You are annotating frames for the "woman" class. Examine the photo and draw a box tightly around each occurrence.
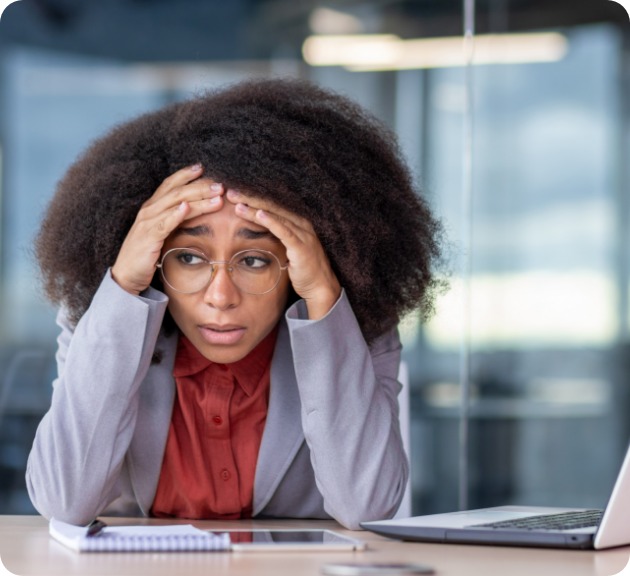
[27,78,443,529]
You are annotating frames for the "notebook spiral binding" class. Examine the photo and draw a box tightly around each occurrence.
[83,532,231,552]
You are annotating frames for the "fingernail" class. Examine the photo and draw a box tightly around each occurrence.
[178,201,187,211]
[210,196,221,205]
[210,183,222,192]
[228,189,239,198]
[236,203,248,211]
[191,163,202,171]
[257,210,268,219]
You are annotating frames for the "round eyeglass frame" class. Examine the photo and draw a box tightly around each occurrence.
[156,247,289,295]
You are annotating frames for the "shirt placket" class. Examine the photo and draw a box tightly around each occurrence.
[205,365,241,515]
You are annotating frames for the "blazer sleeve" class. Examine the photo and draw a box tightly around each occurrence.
[26,268,168,525]
[285,289,408,530]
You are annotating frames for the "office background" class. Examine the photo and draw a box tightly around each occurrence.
[0,0,628,516]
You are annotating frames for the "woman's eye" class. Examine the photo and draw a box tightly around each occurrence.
[176,252,206,265]
[240,256,270,269]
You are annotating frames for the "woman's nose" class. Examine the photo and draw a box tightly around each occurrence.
[203,265,240,310]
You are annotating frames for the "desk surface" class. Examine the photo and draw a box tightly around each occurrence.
[1,516,629,576]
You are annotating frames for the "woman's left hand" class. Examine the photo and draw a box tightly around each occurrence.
[226,189,341,320]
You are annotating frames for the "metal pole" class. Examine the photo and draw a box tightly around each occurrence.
[459,0,475,513]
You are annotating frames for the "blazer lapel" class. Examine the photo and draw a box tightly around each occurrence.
[253,316,305,515]
[127,328,179,516]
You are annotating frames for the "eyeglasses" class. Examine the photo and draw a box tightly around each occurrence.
[156,248,289,295]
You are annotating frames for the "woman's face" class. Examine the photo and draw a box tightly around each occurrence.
[161,200,290,364]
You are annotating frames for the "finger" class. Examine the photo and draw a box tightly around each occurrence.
[145,179,223,216]
[149,199,194,239]
[147,195,224,240]
[226,189,314,232]
[152,164,204,201]
[181,195,224,220]
[234,201,304,239]
[235,203,302,249]
[256,209,304,249]
[228,190,312,230]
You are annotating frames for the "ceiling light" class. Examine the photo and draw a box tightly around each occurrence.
[302,33,569,71]
[303,34,401,68]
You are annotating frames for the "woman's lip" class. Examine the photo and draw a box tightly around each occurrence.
[198,326,246,345]
[200,324,245,331]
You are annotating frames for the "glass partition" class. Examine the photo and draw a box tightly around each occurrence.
[407,23,627,513]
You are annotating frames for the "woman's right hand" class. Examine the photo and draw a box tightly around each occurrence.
[111,164,224,296]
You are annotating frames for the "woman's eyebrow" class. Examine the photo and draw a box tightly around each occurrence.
[172,225,211,238]
[171,225,278,243]
[236,228,280,243]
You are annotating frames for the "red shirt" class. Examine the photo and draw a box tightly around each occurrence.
[151,326,278,519]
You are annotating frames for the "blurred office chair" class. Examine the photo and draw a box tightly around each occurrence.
[0,348,54,513]
[393,360,412,519]
[0,349,53,424]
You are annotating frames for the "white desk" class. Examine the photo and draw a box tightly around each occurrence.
[1,515,629,576]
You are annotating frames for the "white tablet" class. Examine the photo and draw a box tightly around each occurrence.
[212,529,366,552]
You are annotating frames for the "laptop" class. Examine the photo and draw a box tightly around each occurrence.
[361,440,630,549]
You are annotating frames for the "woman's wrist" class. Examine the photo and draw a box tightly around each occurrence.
[303,283,342,321]
[110,265,142,296]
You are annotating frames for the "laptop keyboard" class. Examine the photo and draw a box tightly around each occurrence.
[469,510,603,531]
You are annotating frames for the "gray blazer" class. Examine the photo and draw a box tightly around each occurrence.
[26,269,408,530]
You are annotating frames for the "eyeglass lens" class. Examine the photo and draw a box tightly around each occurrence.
[161,249,282,295]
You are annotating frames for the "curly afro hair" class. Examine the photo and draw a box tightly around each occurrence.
[34,78,443,345]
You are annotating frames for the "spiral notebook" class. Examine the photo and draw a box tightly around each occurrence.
[49,518,231,552]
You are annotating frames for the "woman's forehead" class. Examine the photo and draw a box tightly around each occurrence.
[172,201,274,241]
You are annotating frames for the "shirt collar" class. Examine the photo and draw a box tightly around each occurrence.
[173,324,279,397]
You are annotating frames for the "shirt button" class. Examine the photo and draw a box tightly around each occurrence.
[221,470,231,481]
[218,364,229,372]
[213,416,222,426]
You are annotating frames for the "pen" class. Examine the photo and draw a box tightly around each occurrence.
[87,519,107,537]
